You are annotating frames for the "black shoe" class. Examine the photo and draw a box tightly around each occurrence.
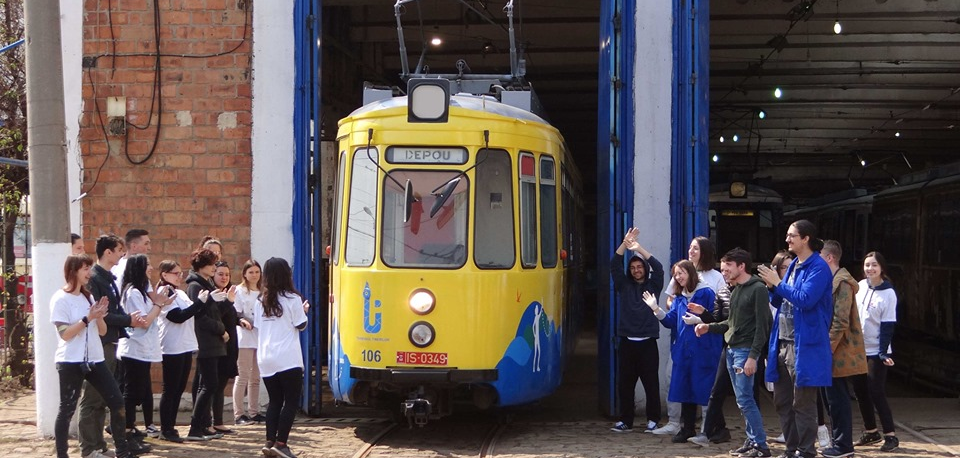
[159,430,184,443]
[741,447,773,458]
[775,452,799,458]
[125,428,147,440]
[672,428,697,443]
[212,426,236,434]
[271,445,297,458]
[854,431,882,446]
[252,413,267,423]
[236,415,254,426]
[709,428,732,444]
[879,436,899,452]
[202,429,225,439]
[821,447,854,458]
[126,441,151,456]
[731,441,755,456]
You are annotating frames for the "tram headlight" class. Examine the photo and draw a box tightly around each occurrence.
[408,289,436,315]
[407,79,450,123]
[408,321,436,348]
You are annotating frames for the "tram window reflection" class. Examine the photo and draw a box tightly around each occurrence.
[382,169,468,268]
[345,148,378,266]
[474,149,515,268]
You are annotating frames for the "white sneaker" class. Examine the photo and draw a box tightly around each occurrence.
[773,433,785,444]
[651,421,680,435]
[644,420,658,432]
[688,434,711,447]
[818,425,831,448]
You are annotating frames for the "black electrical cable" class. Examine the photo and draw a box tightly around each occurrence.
[124,0,162,165]
[80,67,114,197]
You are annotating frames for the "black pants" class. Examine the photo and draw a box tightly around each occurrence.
[616,337,661,428]
[680,402,698,433]
[850,372,877,431]
[212,368,231,426]
[160,352,193,433]
[263,368,303,444]
[121,357,153,429]
[189,356,219,435]
[853,356,895,434]
[56,362,129,458]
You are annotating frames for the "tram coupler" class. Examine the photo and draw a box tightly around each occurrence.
[401,397,432,428]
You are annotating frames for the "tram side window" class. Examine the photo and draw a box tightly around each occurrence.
[519,153,538,268]
[474,149,515,268]
[332,151,346,265]
[540,157,558,268]
[345,148,378,266]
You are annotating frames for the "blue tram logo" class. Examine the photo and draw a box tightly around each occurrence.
[362,282,382,334]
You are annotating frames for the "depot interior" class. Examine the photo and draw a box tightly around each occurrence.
[319,0,959,304]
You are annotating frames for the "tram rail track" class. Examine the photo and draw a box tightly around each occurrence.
[352,420,508,458]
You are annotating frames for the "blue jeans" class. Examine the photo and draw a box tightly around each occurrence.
[727,347,767,447]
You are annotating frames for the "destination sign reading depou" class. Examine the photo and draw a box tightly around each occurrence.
[386,147,468,164]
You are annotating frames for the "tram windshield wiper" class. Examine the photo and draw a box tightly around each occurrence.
[429,177,460,218]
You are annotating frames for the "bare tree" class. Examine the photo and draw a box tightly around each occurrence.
[0,0,29,386]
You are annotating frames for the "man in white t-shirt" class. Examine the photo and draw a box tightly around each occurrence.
[112,229,151,292]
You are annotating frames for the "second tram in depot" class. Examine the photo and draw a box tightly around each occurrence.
[327,77,585,424]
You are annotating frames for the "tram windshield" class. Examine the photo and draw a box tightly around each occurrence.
[382,170,469,268]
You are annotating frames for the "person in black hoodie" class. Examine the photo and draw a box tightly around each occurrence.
[210,260,239,435]
[183,248,229,441]
[609,227,665,433]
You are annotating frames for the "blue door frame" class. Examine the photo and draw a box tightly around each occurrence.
[597,0,636,417]
[598,0,709,416]
[293,0,324,416]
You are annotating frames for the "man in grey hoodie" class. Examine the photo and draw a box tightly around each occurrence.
[609,227,664,433]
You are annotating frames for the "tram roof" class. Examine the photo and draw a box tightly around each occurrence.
[344,94,552,127]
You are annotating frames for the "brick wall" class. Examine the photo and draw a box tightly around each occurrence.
[79,0,254,273]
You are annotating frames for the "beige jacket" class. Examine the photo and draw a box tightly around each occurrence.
[830,268,868,377]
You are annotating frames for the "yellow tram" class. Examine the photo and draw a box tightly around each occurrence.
[328,79,584,424]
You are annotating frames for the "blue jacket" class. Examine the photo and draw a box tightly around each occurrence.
[661,284,722,405]
[765,252,833,387]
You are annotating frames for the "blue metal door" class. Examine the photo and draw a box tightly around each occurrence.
[597,0,636,417]
[293,0,324,416]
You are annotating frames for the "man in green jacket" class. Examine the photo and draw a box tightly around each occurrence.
[696,248,772,457]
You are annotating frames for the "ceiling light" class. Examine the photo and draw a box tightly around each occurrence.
[758,110,766,119]
[719,135,725,143]
[857,153,866,167]
[833,20,842,34]
[774,87,782,98]
[431,37,442,46]
[712,154,719,163]
[895,131,900,137]
[732,134,740,142]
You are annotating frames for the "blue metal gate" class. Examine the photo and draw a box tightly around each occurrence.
[293,0,324,416]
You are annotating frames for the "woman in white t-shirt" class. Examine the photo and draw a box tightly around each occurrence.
[52,254,134,458]
[117,254,171,440]
[254,257,308,458]
[233,259,263,425]
[853,251,899,452]
[155,260,205,442]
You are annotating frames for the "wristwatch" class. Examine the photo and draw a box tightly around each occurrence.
[81,316,89,326]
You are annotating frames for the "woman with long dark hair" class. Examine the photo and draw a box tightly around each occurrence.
[852,251,899,452]
[156,260,205,442]
[757,219,833,458]
[254,258,309,458]
[52,254,134,458]
[233,259,263,425]
[117,254,171,442]
[184,248,229,441]
[645,260,722,444]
